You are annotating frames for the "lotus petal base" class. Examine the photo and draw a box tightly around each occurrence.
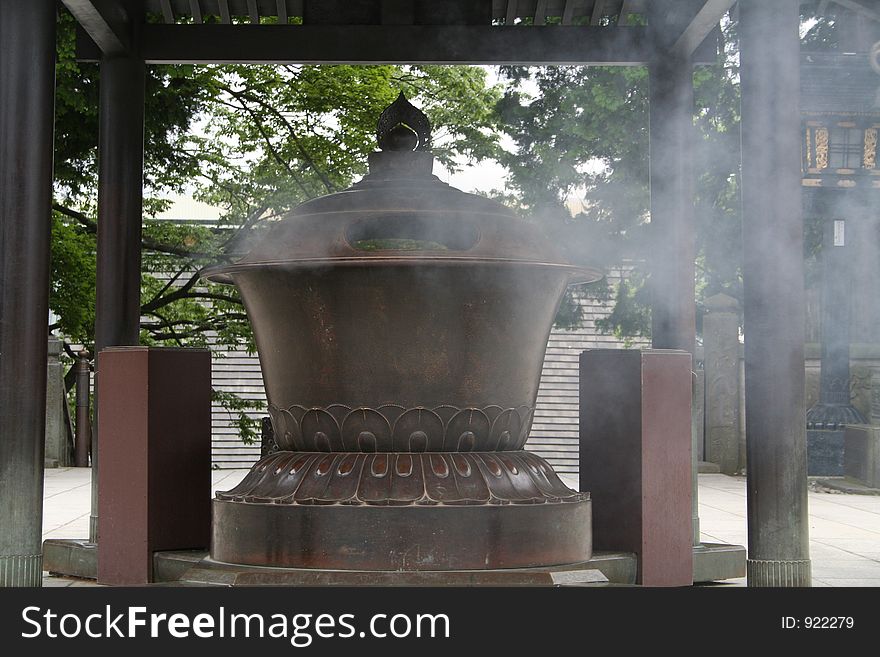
[211,450,592,570]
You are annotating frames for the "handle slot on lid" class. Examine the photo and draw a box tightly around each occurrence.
[345,214,479,252]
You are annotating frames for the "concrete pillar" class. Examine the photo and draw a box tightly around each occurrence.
[740,0,811,586]
[703,293,741,475]
[0,0,57,587]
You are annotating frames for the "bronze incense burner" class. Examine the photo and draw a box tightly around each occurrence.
[206,94,601,571]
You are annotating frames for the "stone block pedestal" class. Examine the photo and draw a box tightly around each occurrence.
[97,347,212,585]
[844,424,880,488]
[579,349,693,586]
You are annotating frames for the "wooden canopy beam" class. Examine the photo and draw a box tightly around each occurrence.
[61,0,131,55]
[76,23,717,64]
[672,0,736,58]
[828,0,880,23]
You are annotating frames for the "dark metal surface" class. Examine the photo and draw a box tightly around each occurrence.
[206,103,600,451]
[162,549,633,586]
[208,97,597,570]
[231,263,575,440]
[212,488,591,571]
[740,0,811,586]
[219,450,584,505]
[377,92,431,151]
[74,350,92,467]
[268,403,535,452]
[259,416,279,458]
[0,0,57,587]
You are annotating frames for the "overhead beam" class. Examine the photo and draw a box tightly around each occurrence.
[189,0,202,24]
[618,0,634,24]
[277,0,289,24]
[381,0,415,24]
[219,0,231,24]
[76,23,716,64]
[828,0,880,22]
[591,0,605,26]
[534,0,548,24]
[159,0,174,23]
[61,0,130,54]
[672,0,736,58]
[506,0,517,25]
[561,0,575,25]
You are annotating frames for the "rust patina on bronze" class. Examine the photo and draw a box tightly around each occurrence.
[205,93,602,570]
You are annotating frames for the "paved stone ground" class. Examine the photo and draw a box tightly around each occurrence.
[695,474,880,587]
[40,468,880,587]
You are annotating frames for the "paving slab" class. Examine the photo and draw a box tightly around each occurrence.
[36,468,880,587]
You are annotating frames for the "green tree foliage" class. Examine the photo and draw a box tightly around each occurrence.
[50,9,501,441]
[493,7,857,341]
[494,17,742,340]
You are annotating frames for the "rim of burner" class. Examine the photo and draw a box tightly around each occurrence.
[203,258,603,285]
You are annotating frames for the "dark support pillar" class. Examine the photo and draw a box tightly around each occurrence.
[648,52,698,546]
[91,51,146,542]
[740,0,811,586]
[648,55,696,354]
[0,0,57,586]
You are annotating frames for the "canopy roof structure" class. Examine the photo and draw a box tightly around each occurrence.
[66,0,732,63]
[61,0,880,65]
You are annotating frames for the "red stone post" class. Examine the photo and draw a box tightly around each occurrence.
[97,347,212,585]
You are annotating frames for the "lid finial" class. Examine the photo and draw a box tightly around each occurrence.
[376,92,432,152]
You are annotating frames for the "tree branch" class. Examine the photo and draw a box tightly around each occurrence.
[216,83,339,194]
[53,202,218,259]
[140,270,201,314]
